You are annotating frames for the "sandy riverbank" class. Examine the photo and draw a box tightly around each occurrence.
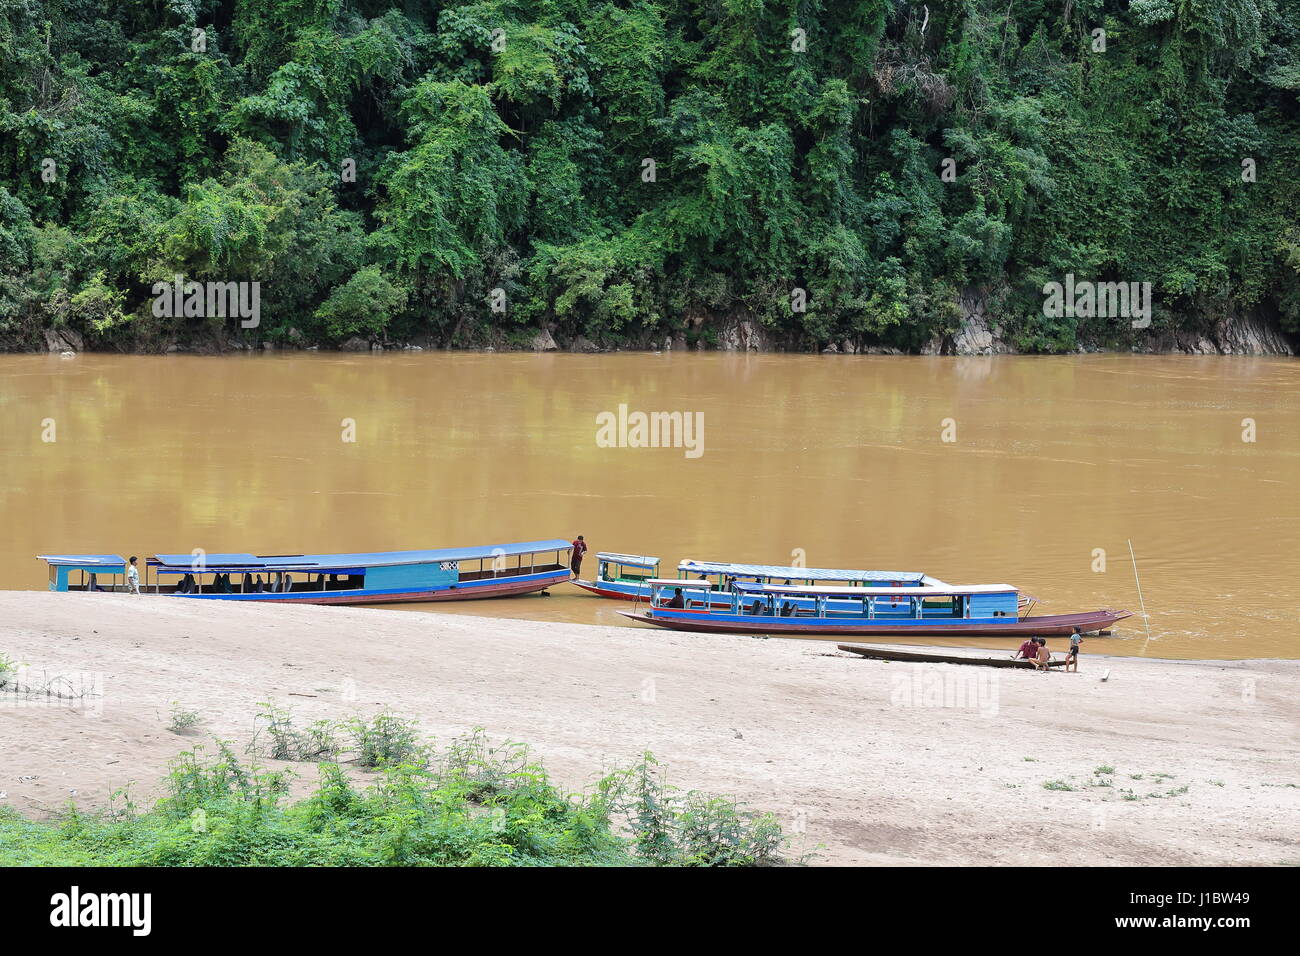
[1,591,1296,865]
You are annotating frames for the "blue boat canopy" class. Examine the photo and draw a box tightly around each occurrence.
[678,559,926,584]
[596,552,659,568]
[726,580,1015,596]
[151,553,263,569]
[38,554,126,569]
[150,539,572,573]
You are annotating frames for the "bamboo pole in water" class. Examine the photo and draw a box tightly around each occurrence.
[1128,539,1154,655]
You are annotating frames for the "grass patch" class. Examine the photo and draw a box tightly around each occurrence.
[1042,780,1075,792]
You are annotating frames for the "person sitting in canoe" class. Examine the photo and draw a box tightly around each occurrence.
[1031,638,1053,671]
[666,587,686,609]
[1015,638,1039,663]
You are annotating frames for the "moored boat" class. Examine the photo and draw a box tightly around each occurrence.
[38,539,572,606]
[574,554,947,613]
[837,644,1069,668]
[619,579,1131,637]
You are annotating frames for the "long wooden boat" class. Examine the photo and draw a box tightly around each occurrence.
[619,579,1131,637]
[37,539,572,606]
[574,553,955,612]
[837,644,1068,668]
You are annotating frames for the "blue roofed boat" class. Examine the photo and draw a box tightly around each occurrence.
[573,552,948,614]
[38,539,573,606]
[620,579,1132,637]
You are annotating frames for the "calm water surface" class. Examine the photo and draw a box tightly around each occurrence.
[2,352,1297,659]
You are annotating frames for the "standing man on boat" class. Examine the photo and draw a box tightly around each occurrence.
[127,556,140,595]
[570,535,588,578]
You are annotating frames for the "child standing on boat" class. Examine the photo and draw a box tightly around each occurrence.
[570,535,588,578]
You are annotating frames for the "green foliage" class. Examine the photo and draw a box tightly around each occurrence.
[1,1,1298,351]
[0,730,797,866]
[314,265,407,340]
[348,712,427,769]
[167,703,203,735]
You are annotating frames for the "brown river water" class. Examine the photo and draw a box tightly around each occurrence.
[2,352,1297,659]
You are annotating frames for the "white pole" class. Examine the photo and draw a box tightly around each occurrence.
[1127,539,1154,655]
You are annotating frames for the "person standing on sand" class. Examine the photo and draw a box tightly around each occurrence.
[1065,628,1082,672]
[570,535,588,578]
[127,556,140,595]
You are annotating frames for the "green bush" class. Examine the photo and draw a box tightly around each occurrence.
[0,729,800,867]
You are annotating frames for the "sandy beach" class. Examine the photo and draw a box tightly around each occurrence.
[1,591,1296,866]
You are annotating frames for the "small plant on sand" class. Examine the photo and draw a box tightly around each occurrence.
[160,742,292,819]
[1094,765,1115,776]
[594,753,792,866]
[252,702,341,762]
[349,712,427,769]
[167,703,202,735]
[1042,780,1075,792]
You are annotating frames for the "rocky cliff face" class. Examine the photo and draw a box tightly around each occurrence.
[916,289,1295,357]
[1144,312,1294,355]
[921,289,1014,356]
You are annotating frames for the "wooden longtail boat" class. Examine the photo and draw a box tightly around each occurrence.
[574,553,955,612]
[37,539,572,606]
[837,644,1069,668]
[619,580,1131,637]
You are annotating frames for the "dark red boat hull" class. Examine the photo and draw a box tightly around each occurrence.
[618,608,1132,637]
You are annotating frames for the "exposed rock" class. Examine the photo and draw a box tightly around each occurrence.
[1213,313,1293,355]
[529,328,559,351]
[918,288,1015,355]
[822,343,839,353]
[44,328,84,353]
[370,343,384,352]
[716,317,769,351]
[951,289,1014,355]
[569,336,600,353]
[1145,312,1293,355]
[339,337,369,352]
